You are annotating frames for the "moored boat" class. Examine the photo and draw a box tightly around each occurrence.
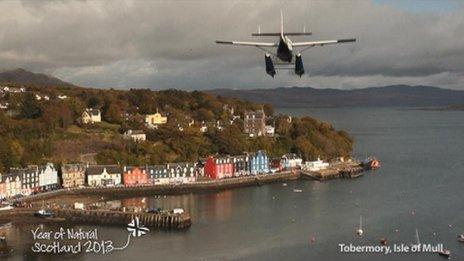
[361,157,380,169]
[457,234,464,242]
[438,249,451,259]
[34,209,53,218]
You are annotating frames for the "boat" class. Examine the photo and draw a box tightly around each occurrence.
[457,234,464,242]
[34,209,53,218]
[293,189,302,193]
[361,157,380,169]
[379,238,388,245]
[0,236,13,257]
[438,249,451,259]
[282,183,287,186]
[356,216,363,237]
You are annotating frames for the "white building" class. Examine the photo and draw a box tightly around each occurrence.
[86,165,121,187]
[303,158,330,171]
[123,130,146,142]
[265,125,275,136]
[38,163,59,190]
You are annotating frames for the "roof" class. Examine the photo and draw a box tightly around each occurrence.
[85,165,121,175]
[62,163,86,173]
[85,108,100,116]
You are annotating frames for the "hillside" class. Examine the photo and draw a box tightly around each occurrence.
[0,69,353,172]
[0,68,76,88]
[208,85,464,108]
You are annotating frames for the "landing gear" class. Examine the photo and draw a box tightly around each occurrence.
[295,54,305,77]
[265,53,276,77]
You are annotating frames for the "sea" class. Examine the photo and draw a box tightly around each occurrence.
[3,107,464,261]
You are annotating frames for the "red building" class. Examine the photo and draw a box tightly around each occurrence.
[204,156,234,179]
[122,166,148,186]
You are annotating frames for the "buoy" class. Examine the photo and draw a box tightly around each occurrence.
[356,228,364,237]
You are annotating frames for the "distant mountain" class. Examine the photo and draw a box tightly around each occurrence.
[208,85,464,107]
[0,68,75,87]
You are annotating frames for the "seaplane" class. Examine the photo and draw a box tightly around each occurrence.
[215,11,356,77]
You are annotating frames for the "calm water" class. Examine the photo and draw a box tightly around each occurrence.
[5,107,464,260]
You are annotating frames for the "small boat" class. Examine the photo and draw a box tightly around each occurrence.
[361,157,380,169]
[282,183,288,186]
[438,249,451,259]
[293,189,302,193]
[356,216,364,237]
[457,234,464,242]
[379,238,388,245]
[34,209,53,218]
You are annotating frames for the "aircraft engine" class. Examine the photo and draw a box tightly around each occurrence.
[295,54,305,77]
[265,54,276,77]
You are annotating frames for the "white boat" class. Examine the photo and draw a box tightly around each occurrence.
[356,216,364,237]
[282,183,287,186]
[457,234,464,242]
[293,189,302,193]
[438,249,451,259]
[34,209,53,218]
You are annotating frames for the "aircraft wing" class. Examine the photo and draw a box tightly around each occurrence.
[215,40,277,47]
[292,38,356,47]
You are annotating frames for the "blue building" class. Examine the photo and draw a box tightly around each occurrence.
[248,150,269,175]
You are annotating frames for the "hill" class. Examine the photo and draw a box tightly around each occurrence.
[0,71,353,172]
[208,85,464,108]
[0,68,76,88]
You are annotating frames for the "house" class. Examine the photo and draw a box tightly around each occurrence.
[303,158,329,171]
[81,108,101,124]
[61,164,86,188]
[86,165,122,187]
[270,158,283,173]
[38,163,59,191]
[265,125,275,136]
[232,155,249,176]
[2,173,22,198]
[122,166,149,186]
[244,110,266,137]
[123,130,146,142]
[281,153,303,170]
[249,150,269,175]
[0,102,8,110]
[0,176,6,199]
[204,156,234,179]
[166,163,197,183]
[147,165,170,184]
[145,110,167,128]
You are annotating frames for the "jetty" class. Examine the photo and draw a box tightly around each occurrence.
[52,208,191,229]
[300,161,366,181]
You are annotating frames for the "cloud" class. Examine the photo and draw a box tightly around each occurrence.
[0,0,463,90]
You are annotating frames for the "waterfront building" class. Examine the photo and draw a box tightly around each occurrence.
[244,110,266,137]
[123,166,149,186]
[270,158,283,173]
[281,153,303,170]
[86,165,122,187]
[9,166,40,195]
[0,177,6,199]
[147,165,170,184]
[303,158,329,171]
[123,130,146,142]
[3,173,22,198]
[38,163,59,191]
[232,155,249,176]
[166,163,197,183]
[81,108,101,124]
[248,150,269,175]
[61,164,86,188]
[204,156,234,179]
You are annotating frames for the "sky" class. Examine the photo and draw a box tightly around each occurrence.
[0,0,463,90]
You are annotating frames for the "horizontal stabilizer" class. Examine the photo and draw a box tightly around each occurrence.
[252,32,312,36]
[215,40,277,47]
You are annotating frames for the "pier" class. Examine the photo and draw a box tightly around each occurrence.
[300,161,366,180]
[52,209,191,229]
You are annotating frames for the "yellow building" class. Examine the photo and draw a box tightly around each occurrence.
[145,111,167,127]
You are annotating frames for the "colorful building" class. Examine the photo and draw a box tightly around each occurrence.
[61,164,86,188]
[166,163,197,183]
[3,173,22,198]
[123,166,149,186]
[232,155,249,176]
[249,150,269,175]
[86,165,122,187]
[204,156,234,179]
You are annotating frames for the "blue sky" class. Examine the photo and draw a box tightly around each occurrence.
[373,0,460,13]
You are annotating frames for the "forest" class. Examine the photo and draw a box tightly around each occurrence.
[0,82,353,172]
